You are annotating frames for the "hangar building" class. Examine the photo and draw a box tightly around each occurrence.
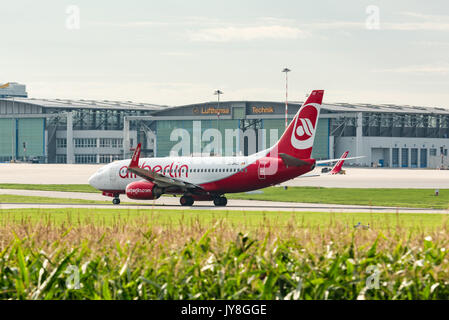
[1,85,448,168]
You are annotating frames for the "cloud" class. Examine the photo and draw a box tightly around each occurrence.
[188,25,310,42]
[399,11,449,20]
[89,16,223,28]
[372,63,449,75]
[411,40,449,47]
[384,22,449,31]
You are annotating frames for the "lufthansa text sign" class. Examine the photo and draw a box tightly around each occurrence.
[193,106,231,115]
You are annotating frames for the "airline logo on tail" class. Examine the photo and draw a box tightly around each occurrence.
[290,103,320,150]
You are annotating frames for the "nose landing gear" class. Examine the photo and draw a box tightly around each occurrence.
[112,194,120,205]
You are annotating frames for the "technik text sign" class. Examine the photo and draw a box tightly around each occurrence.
[251,106,274,114]
[193,106,230,115]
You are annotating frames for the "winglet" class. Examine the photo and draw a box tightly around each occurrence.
[129,143,141,168]
[329,151,349,174]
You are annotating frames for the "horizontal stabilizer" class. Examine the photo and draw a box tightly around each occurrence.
[279,153,311,167]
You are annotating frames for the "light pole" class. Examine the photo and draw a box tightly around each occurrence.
[11,97,15,162]
[214,90,223,107]
[214,90,223,156]
[214,89,223,128]
[282,68,291,130]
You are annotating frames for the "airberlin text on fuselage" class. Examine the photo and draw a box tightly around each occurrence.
[119,162,189,179]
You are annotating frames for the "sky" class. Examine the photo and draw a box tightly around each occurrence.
[1,0,448,107]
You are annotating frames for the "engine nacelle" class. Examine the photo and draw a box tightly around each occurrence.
[125,181,160,200]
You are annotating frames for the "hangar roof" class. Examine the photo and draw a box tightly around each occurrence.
[1,97,448,115]
[318,102,449,115]
[0,97,167,111]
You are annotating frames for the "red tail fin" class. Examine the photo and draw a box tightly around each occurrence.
[129,143,141,168]
[269,90,324,159]
[330,151,349,174]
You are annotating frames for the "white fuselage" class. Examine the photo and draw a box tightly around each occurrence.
[88,150,268,192]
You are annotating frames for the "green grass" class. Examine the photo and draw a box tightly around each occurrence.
[0,183,98,193]
[2,184,449,209]
[1,208,449,299]
[0,194,109,205]
[229,187,449,209]
[1,207,447,229]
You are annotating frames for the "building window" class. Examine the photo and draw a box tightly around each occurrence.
[430,149,437,156]
[56,138,67,148]
[56,154,67,163]
[111,138,123,148]
[99,154,121,162]
[74,138,97,148]
[100,138,111,148]
[99,154,111,163]
[75,154,97,163]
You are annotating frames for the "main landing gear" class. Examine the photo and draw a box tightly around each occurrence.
[112,194,120,205]
[180,195,194,206]
[213,196,227,207]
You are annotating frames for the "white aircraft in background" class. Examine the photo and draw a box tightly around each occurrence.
[88,90,363,206]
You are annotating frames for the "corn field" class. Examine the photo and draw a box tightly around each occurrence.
[1,213,449,299]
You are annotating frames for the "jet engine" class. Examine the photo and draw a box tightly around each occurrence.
[125,181,162,200]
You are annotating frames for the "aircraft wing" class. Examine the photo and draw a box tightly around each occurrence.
[300,152,363,178]
[316,155,365,165]
[127,144,204,192]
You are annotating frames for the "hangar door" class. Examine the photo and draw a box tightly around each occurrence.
[0,119,14,161]
[17,118,45,160]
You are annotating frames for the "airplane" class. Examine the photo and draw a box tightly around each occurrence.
[295,150,359,178]
[88,90,363,207]
[320,151,349,175]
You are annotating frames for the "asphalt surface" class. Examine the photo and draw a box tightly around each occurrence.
[1,163,449,188]
[0,189,447,214]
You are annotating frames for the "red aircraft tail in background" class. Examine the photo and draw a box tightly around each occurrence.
[329,151,349,174]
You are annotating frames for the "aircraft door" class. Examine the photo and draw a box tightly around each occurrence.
[258,160,267,180]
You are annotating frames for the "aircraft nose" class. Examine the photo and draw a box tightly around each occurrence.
[88,172,101,189]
